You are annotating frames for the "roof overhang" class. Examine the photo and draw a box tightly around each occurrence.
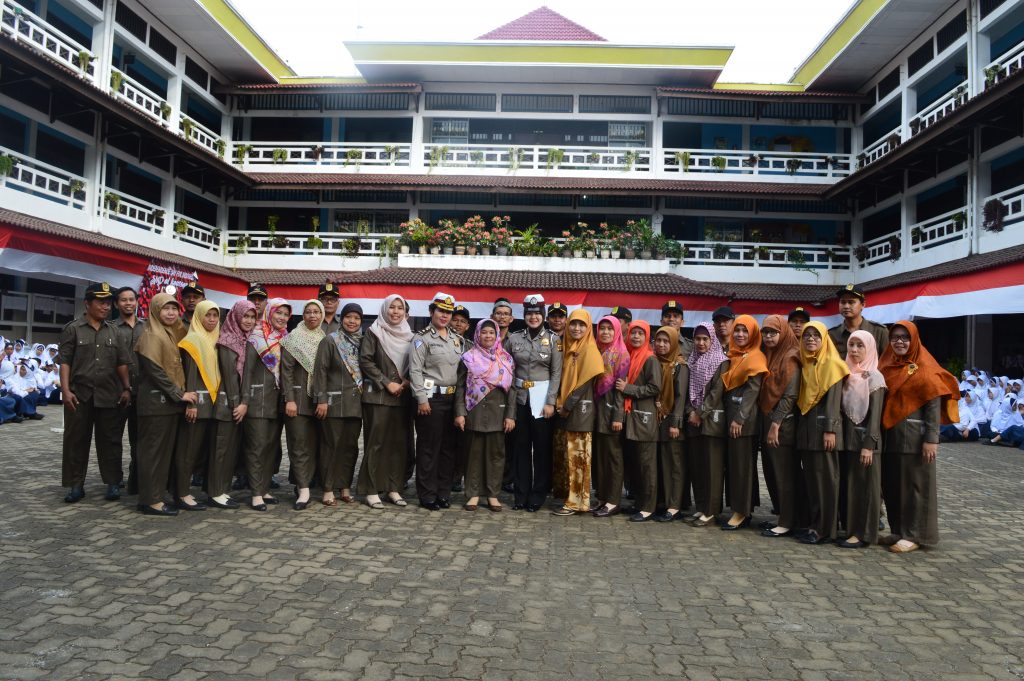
[142,0,296,82]
[791,0,959,91]
[220,80,421,95]
[344,41,733,86]
[656,86,865,104]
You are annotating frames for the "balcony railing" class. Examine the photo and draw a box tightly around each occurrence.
[679,241,851,270]
[860,126,902,168]
[171,214,220,250]
[912,81,968,136]
[1,0,94,80]
[98,188,166,233]
[422,143,653,174]
[909,206,968,253]
[232,142,411,169]
[179,116,222,157]
[662,149,852,179]
[983,182,1024,231]
[110,68,166,124]
[0,145,88,210]
[224,230,398,256]
[985,39,1024,89]
[856,231,899,267]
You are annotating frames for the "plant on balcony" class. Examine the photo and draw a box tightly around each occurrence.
[653,234,682,260]
[266,214,288,248]
[490,215,514,255]
[885,132,901,150]
[159,102,172,121]
[951,211,967,231]
[983,198,1008,232]
[910,226,923,244]
[182,118,195,141]
[753,245,771,261]
[984,65,1005,88]
[622,150,639,172]
[213,139,226,159]
[378,236,398,264]
[304,235,324,250]
[383,145,399,165]
[309,145,325,160]
[710,155,727,173]
[464,150,483,168]
[674,151,691,172]
[461,215,486,249]
[953,84,968,105]
[173,218,188,234]
[586,151,601,165]
[562,222,595,257]
[536,238,559,257]
[853,244,869,262]
[68,179,85,196]
[233,144,253,164]
[712,242,730,260]
[103,192,120,212]
[545,148,564,171]
[823,248,844,262]
[856,152,867,170]
[428,145,449,171]
[434,219,457,254]
[272,148,289,164]
[311,215,320,231]
[341,238,360,256]
[0,153,16,176]
[76,51,92,75]
[825,156,843,169]
[234,233,252,254]
[110,71,123,94]
[345,148,363,167]
[506,147,524,172]
[887,234,901,261]
[909,118,922,136]
[742,154,761,168]
[399,218,434,253]
[786,248,817,276]
[512,224,543,256]
[595,222,618,257]
[785,158,803,175]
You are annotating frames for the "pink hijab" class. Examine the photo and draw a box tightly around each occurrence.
[841,329,887,424]
[461,319,513,412]
[595,315,629,399]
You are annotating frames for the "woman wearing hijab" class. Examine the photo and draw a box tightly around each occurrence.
[135,292,196,516]
[244,297,291,511]
[280,300,325,510]
[173,300,222,510]
[653,326,689,522]
[552,309,605,516]
[878,321,959,553]
[358,294,414,509]
[454,319,516,512]
[313,302,365,507]
[592,315,628,518]
[717,314,769,530]
[758,315,804,538]
[690,323,729,526]
[794,321,850,544]
[614,320,663,522]
[208,300,257,509]
[838,330,887,548]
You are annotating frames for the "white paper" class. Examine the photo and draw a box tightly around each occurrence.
[528,381,549,419]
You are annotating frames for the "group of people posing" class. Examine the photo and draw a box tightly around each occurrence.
[0,338,62,423]
[56,280,961,554]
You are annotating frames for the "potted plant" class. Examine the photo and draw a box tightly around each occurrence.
[428,145,449,171]
[911,226,923,244]
[345,148,363,167]
[470,150,484,167]
[110,71,123,94]
[712,242,730,259]
[856,152,867,169]
[103,191,121,212]
[234,233,252,254]
[742,153,761,168]
[159,102,172,122]
[785,158,803,175]
[885,132,901,150]
[710,155,727,173]
[173,217,189,234]
[0,153,16,176]
[181,118,195,141]
[951,211,967,231]
[983,198,1007,232]
[342,238,360,257]
[490,215,513,256]
[233,144,253,165]
[545,148,564,171]
[68,179,85,198]
[378,236,398,264]
[984,65,1004,88]
[674,150,691,172]
[853,244,869,262]
[272,148,289,164]
[77,51,92,75]
[658,236,683,261]
[888,234,901,261]
[213,139,226,159]
[587,151,601,165]
[626,218,655,258]
[622,150,639,172]
[309,145,325,161]
[400,218,433,254]
[305,234,324,250]
[384,145,399,165]
[507,147,524,172]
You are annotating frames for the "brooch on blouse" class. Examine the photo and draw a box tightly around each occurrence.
[907,363,918,375]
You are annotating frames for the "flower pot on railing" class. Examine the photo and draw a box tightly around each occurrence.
[640,250,652,260]
[467,245,478,256]
[430,246,441,255]
[454,245,466,256]
[497,246,509,256]
[481,246,491,256]
[586,250,596,259]
[400,245,410,254]
[624,248,635,259]
[600,249,610,259]
[443,247,454,255]
[611,250,620,260]
[418,245,427,255]
[572,249,583,258]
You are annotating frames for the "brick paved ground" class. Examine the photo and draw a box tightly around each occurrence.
[1,411,1023,681]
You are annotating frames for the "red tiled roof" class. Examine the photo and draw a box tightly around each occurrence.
[476,7,606,42]
[861,243,1024,292]
[248,173,830,197]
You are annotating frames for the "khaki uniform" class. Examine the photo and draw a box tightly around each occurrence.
[409,325,464,503]
[454,363,514,498]
[357,331,409,495]
[321,317,341,336]
[280,347,320,488]
[841,388,885,543]
[58,316,130,489]
[696,361,729,517]
[243,344,283,497]
[593,387,626,506]
[657,363,689,512]
[723,370,764,517]
[760,372,805,529]
[621,356,662,514]
[135,354,186,506]
[207,346,247,497]
[828,319,889,361]
[796,382,844,539]
[172,352,225,498]
[882,397,940,545]
[114,317,144,493]
[313,334,364,491]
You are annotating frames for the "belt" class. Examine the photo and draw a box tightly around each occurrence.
[430,385,456,396]
[514,378,536,389]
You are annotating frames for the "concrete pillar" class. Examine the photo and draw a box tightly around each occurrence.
[160,158,175,237]
[410,113,425,172]
[91,0,116,90]
[899,173,916,260]
[167,53,185,137]
[970,0,989,97]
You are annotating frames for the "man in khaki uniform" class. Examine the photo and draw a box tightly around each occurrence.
[59,282,132,503]
[319,281,342,334]
[113,286,144,494]
[660,300,694,361]
[827,284,889,360]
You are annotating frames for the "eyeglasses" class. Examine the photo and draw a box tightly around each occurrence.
[890,336,911,344]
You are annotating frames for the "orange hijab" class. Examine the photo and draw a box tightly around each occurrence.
[557,309,605,409]
[877,320,960,430]
[624,320,655,413]
[758,314,800,414]
[721,314,769,392]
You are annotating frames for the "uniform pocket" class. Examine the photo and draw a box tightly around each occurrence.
[579,399,592,415]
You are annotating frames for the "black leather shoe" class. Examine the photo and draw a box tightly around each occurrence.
[512,504,525,511]
[263,496,279,505]
[104,484,121,501]
[208,498,240,509]
[836,538,867,549]
[761,527,791,538]
[798,531,830,545]
[721,516,751,531]
[64,486,85,503]
[420,500,440,511]
[629,512,652,522]
[139,504,178,516]
[293,501,309,511]
[251,503,268,512]
[177,500,207,511]
[436,497,451,509]
[759,520,776,531]
[653,511,677,522]
[592,506,618,518]
[525,504,540,513]
[28,413,44,420]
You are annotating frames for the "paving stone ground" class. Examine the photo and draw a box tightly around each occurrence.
[2,411,1024,681]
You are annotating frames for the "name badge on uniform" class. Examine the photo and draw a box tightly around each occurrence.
[424,379,435,390]
[541,338,549,346]
[414,338,423,348]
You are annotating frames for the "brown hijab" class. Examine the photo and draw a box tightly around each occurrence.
[877,320,959,430]
[654,326,682,419]
[136,292,187,389]
[758,314,800,414]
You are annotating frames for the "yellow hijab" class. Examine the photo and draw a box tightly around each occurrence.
[178,300,221,402]
[557,309,606,408]
[796,321,850,415]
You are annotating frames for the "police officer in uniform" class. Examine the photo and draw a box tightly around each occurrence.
[114,286,144,494]
[59,282,132,503]
[319,282,342,334]
[506,294,563,511]
[409,292,464,510]
[450,305,472,342]
[180,281,205,326]
[828,284,889,361]
[660,300,694,361]
[247,282,269,318]
[546,302,567,337]
[611,306,632,327]
[788,307,810,338]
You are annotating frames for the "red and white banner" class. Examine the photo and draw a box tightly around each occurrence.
[137,260,199,319]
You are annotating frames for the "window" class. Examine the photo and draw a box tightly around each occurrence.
[430,119,469,144]
[501,94,573,113]
[424,93,496,111]
[579,95,651,114]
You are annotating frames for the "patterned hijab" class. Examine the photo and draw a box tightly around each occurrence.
[461,319,514,412]
[877,320,960,430]
[841,329,886,424]
[280,300,326,395]
[595,315,629,399]
[688,322,727,410]
[557,309,605,409]
[178,299,221,402]
[248,297,291,387]
[758,314,801,414]
[217,300,257,383]
[368,293,413,375]
[721,314,769,391]
[331,303,363,390]
[654,326,683,420]
[796,321,850,415]
[135,292,187,390]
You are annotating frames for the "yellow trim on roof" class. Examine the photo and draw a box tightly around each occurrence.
[346,43,732,68]
[197,0,296,78]
[790,0,889,86]
[712,82,806,92]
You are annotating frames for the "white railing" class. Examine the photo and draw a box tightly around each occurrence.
[662,149,852,179]
[985,39,1024,88]
[982,183,1024,231]
[912,81,968,135]
[856,230,899,266]
[423,143,653,174]
[909,206,968,253]
[179,116,222,157]
[1,0,95,81]
[170,214,220,250]
[98,188,166,232]
[860,126,902,168]
[678,241,851,270]
[0,145,88,210]
[232,142,411,168]
[110,68,166,124]
[225,230,399,256]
